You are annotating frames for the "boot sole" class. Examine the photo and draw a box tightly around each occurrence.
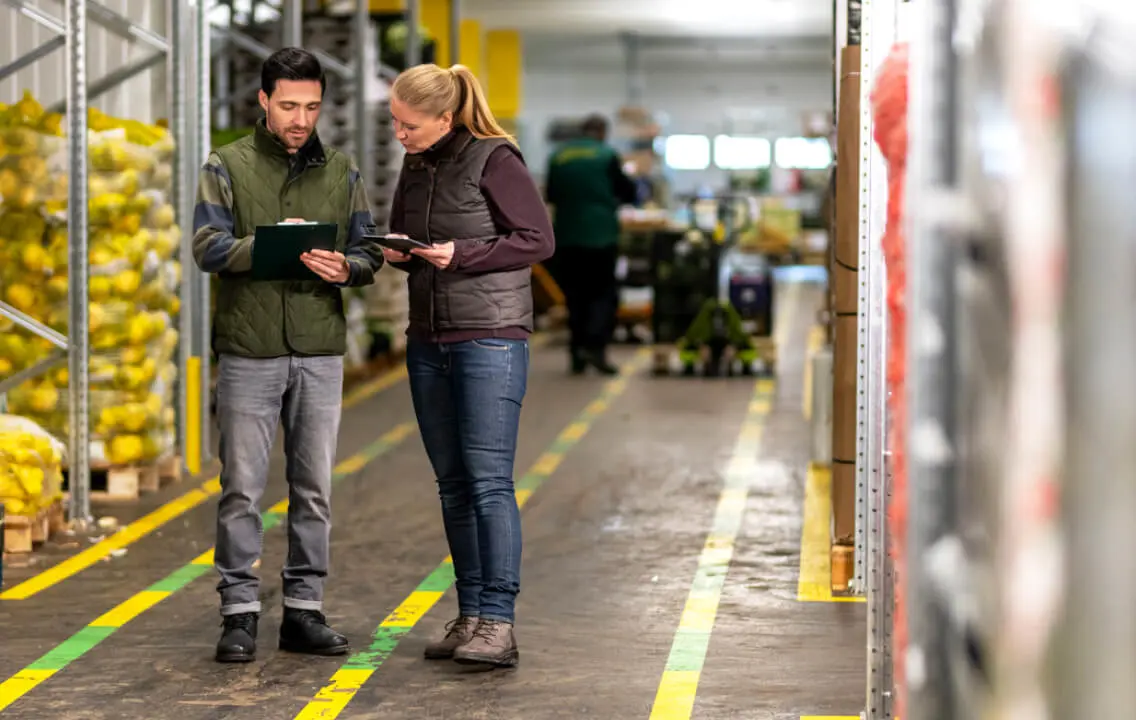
[278,640,350,656]
[215,650,256,663]
[452,649,519,668]
[424,649,455,660]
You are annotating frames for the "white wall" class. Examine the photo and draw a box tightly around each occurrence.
[1,0,166,123]
[519,34,833,194]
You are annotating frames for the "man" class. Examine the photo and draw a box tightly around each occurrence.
[545,113,638,375]
[192,47,383,663]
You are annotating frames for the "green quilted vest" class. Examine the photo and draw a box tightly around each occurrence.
[212,122,353,358]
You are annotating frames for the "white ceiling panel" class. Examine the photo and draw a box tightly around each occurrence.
[465,0,832,38]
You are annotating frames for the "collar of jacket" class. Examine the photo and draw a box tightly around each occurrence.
[253,118,328,171]
[408,126,475,168]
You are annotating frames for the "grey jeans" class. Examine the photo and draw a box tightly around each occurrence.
[213,353,344,616]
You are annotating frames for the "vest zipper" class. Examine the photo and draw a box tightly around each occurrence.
[425,164,437,335]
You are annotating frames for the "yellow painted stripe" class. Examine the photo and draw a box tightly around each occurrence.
[267,498,290,515]
[561,421,589,442]
[191,549,214,566]
[90,590,169,628]
[530,452,562,476]
[514,488,533,507]
[380,590,445,628]
[797,463,865,603]
[342,366,407,409]
[0,481,218,600]
[186,355,202,475]
[295,668,376,720]
[334,454,368,476]
[0,670,55,713]
[801,717,861,719]
[649,380,774,720]
[651,670,702,720]
[678,595,721,633]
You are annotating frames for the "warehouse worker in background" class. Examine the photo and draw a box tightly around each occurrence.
[545,113,639,375]
[191,47,383,664]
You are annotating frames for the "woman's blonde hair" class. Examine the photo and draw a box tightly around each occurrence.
[391,63,515,144]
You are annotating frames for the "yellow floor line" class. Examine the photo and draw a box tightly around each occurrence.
[647,379,775,720]
[797,463,864,603]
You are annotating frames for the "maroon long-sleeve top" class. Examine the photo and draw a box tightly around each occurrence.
[387,132,555,344]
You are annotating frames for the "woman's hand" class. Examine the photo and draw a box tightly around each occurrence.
[381,247,412,263]
[411,241,455,270]
[301,249,350,283]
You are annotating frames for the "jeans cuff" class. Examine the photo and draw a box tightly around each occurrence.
[478,613,514,625]
[221,601,262,616]
[283,597,323,611]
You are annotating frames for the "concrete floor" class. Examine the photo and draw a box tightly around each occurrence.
[0,275,864,720]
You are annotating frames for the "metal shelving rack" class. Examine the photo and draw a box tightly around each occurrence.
[0,0,211,525]
[1,0,434,524]
[860,0,1136,718]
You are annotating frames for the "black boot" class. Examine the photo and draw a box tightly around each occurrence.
[569,347,587,375]
[586,348,619,376]
[216,612,258,663]
[279,608,350,656]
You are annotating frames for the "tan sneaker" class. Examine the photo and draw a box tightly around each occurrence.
[452,619,518,668]
[424,616,479,660]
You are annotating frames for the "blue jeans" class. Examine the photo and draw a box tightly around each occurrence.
[407,337,528,623]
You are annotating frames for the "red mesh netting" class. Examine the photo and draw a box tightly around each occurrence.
[870,41,910,719]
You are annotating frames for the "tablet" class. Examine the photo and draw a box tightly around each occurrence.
[251,222,338,281]
[367,232,433,253]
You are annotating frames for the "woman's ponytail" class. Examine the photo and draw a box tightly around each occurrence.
[450,65,515,144]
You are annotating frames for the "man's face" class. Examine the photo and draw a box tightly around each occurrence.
[259,79,323,153]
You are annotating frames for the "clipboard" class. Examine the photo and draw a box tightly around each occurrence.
[250,222,338,281]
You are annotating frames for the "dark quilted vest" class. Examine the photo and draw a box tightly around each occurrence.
[398,128,534,334]
[212,123,353,357]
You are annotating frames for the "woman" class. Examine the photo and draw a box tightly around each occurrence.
[382,63,555,669]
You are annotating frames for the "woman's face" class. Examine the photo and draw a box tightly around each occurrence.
[390,97,452,154]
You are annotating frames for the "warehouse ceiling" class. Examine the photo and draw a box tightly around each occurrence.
[464,0,832,38]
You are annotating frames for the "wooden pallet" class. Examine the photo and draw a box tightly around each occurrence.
[2,501,66,554]
[63,454,183,502]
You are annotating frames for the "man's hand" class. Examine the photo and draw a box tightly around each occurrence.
[301,249,350,283]
[410,241,455,270]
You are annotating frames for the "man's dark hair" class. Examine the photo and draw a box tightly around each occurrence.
[581,114,608,139]
[261,47,327,96]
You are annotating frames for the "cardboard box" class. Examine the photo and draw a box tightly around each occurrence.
[832,313,859,463]
[831,460,857,545]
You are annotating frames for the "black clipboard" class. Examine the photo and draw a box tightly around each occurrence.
[250,222,338,281]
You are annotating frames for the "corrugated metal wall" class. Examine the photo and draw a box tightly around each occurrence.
[1,0,166,123]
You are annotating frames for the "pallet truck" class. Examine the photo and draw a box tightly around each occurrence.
[649,196,778,377]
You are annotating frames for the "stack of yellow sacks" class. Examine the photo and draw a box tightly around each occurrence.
[0,92,180,468]
[0,414,64,518]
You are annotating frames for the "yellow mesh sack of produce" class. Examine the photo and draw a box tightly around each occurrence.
[0,92,179,467]
[0,414,65,517]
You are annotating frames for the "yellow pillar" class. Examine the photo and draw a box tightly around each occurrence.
[421,0,451,66]
[485,29,522,121]
[459,19,483,77]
